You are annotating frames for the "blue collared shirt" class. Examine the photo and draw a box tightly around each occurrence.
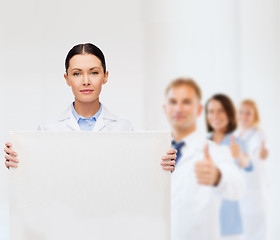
[71,102,102,131]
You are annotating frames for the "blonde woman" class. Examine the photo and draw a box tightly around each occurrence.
[235,99,269,240]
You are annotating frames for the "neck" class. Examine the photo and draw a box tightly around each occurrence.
[74,98,100,118]
[172,124,197,142]
[239,126,251,136]
[212,130,226,144]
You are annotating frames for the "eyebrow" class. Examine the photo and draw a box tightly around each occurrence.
[71,67,100,71]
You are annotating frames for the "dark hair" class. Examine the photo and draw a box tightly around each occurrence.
[65,43,106,73]
[205,94,237,134]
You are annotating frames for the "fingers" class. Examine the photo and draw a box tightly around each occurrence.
[162,150,177,173]
[5,160,17,168]
[161,160,176,166]
[166,149,177,155]
[195,161,211,173]
[5,142,13,148]
[5,153,18,163]
[195,159,220,186]
[162,165,175,172]
[4,142,18,169]
[4,147,17,156]
[162,153,177,161]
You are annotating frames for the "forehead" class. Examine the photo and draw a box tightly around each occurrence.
[166,85,198,100]
[240,104,254,112]
[68,54,102,69]
[207,99,224,109]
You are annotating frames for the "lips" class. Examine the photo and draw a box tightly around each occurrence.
[174,115,185,121]
[80,89,93,94]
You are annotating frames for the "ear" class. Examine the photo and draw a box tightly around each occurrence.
[197,104,203,117]
[64,73,71,87]
[163,104,167,114]
[102,71,109,85]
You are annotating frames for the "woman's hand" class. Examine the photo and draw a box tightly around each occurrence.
[4,142,18,169]
[259,140,269,160]
[161,149,177,172]
[230,136,241,160]
[230,136,250,168]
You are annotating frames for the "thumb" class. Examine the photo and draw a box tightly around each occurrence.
[203,142,212,162]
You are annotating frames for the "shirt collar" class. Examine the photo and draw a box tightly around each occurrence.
[208,132,232,145]
[71,102,102,122]
[172,130,203,150]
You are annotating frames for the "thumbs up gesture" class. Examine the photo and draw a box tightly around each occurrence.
[195,143,221,186]
[229,135,250,168]
[259,140,269,160]
[230,135,241,160]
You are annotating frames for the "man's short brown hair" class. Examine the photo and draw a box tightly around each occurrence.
[165,77,202,100]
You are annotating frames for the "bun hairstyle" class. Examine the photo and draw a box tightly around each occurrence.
[65,43,106,74]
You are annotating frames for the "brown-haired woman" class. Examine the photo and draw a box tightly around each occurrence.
[205,94,253,240]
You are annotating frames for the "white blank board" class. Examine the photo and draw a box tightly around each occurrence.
[9,131,171,240]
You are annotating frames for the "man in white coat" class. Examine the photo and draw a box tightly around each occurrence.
[164,78,246,240]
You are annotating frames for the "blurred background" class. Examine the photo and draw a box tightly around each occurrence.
[0,0,279,239]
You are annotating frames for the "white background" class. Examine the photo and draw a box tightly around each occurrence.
[0,0,279,239]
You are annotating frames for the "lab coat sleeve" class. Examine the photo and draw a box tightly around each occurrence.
[248,130,264,161]
[211,144,246,200]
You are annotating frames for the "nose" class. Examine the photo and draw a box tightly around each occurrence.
[175,103,184,112]
[82,74,90,85]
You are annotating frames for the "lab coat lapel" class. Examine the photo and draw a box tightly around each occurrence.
[58,105,80,131]
[92,115,106,132]
[92,105,118,132]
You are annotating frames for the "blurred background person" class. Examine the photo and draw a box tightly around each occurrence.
[205,94,253,240]
[164,79,245,240]
[235,99,269,240]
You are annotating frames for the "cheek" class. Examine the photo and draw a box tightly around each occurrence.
[92,78,104,88]
[68,80,79,91]
[223,115,229,122]
[249,114,255,123]
[207,114,214,123]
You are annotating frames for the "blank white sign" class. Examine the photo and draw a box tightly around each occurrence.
[9,132,171,240]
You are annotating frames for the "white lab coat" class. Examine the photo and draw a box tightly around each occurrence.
[38,104,133,132]
[235,128,269,240]
[171,130,246,240]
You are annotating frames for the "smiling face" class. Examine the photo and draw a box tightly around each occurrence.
[64,54,108,105]
[164,85,203,131]
[237,104,256,129]
[206,99,229,133]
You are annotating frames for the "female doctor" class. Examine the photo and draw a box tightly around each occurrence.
[235,99,269,240]
[4,43,176,171]
[205,94,253,240]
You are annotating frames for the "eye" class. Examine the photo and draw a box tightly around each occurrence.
[73,72,80,76]
[183,100,191,104]
[91,72,98,75]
